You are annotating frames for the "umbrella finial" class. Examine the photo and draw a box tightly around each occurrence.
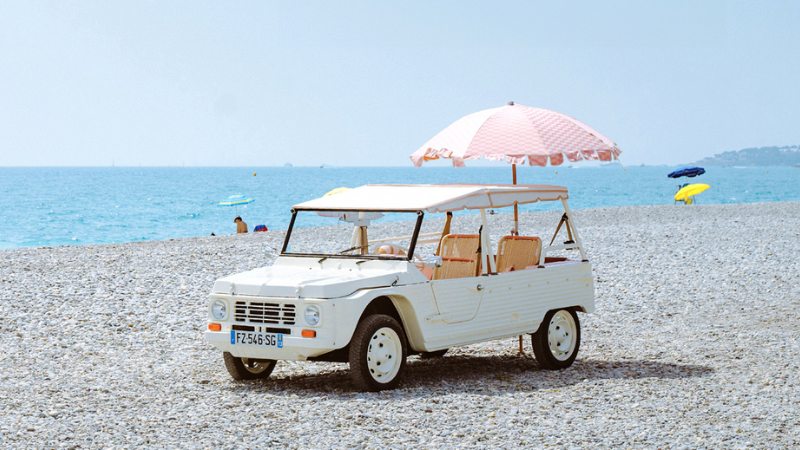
[507,101,515,106]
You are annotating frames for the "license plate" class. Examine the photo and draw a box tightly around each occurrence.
[230,330,284,348]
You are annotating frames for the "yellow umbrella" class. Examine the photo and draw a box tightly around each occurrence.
[674,183,710,202]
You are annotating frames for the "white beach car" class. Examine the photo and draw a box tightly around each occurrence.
[205,184,595,391]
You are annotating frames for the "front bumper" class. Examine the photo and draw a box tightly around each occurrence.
[205,328,337,361]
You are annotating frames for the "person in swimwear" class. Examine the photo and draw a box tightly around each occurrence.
[234,216,248,234]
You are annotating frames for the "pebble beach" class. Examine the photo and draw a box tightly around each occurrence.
[1,202,799,448]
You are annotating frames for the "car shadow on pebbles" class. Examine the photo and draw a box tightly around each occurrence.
[221,356,714,396]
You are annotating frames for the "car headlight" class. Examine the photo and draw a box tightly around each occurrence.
[211,300,227,321]
[304,305,321,326]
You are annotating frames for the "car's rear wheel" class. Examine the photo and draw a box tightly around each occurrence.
[223,352,277,380]
[531,309,580,370]
[419,349,448,359]
[349,314,407,391]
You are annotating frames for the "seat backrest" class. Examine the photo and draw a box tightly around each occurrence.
[432,234,481,280]
[496,236,542,272]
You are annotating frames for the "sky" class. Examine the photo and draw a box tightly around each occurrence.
[1,1,799,167]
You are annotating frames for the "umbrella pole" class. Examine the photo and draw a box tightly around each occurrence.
[512,164,519,235]
[359,226,368,255]
[512,163,525,354]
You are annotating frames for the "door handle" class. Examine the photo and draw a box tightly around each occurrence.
[476,284,484,291]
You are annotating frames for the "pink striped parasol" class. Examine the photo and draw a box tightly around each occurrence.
[411,102,621,168]
[410,102,621,234]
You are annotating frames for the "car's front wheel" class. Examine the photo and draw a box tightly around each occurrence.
[223,352,277,380]
[531,309,581,370]
[348,314,407,391]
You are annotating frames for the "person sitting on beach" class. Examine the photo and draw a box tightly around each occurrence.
[234,216,248,234]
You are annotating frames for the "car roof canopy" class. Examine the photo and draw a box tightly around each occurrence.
[293,184,569,213]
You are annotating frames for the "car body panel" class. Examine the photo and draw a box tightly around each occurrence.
[211,256,426,299]
[205,257,594,359]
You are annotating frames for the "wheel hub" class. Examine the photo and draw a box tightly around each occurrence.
[366,327,401,381]
[547,310,577,361]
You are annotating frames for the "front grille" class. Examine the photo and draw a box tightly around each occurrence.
[234,301,296,325]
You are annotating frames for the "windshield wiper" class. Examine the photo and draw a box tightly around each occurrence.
[318,246,364,264]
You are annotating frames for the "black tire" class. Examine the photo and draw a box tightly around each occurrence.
[419,349,448,359]
[223,352,277,380]
[348,314,408,391]
[531,309,581,370]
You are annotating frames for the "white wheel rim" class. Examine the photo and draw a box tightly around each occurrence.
[366,327,402,383]
[548,311,577,361]
[241,358,271,374]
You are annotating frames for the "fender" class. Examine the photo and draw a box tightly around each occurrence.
[327,283,435,353]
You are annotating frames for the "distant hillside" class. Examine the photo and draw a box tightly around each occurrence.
[694,145,800,166]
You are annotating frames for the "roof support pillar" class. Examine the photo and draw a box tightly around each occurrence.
[480,209,496,274]
[560,198,588,261]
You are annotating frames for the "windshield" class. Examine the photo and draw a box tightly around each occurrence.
[281,210,423,259]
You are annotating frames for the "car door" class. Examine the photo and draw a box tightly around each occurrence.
[428,276,485,324]
[468,269,540,337]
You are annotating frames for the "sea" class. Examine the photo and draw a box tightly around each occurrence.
[0,166,798,249]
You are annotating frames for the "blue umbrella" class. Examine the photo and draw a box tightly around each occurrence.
[218,194,254,206]
[667,167,706,178]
